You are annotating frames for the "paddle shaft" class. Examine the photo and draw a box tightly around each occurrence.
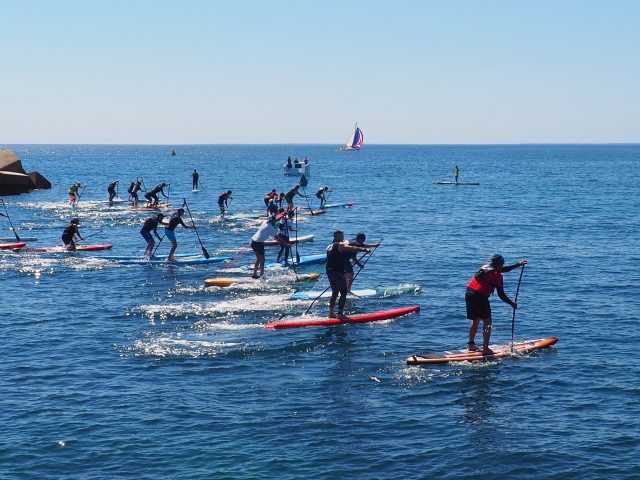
[151,234,165,256]
[350,238,383,285]
[294,208,300,263]
[76,230,103,244]
[182,198,209,258]
[301,187,314,215]
[511,264,526,353]
[0,198,20,242]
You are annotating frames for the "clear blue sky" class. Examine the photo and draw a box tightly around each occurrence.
[2,0,639,144]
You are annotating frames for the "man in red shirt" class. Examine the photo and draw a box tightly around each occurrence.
[465,254,527,353]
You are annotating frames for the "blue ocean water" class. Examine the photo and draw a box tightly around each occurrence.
[1,144,639,479]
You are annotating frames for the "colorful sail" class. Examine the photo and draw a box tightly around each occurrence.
[342,123,364,150]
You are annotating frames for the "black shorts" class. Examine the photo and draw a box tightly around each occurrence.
[251,240,265,256]
[465,288,491,320]
[327,270,348,294]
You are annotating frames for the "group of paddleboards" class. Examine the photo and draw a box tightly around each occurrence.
[0,166,557,366]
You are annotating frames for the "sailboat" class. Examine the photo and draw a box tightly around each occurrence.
[340,123,363,150]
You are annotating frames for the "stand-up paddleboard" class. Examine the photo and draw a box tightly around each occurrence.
[264,234,314,247]
[433,181,480,186]
[131,203,171,211]
[265,305,420,330]
[304,202,354,209]
[192,189,200,193]
[204,272,320,287]
[117,255,232,266]
[1,242,27,250]
[0,236,37,242]
[290,285,421,300]
[303,210,327,216]
[96,253,201,260]
[16,244,113,252]
[406,337,558,365]
[253,253,326,269]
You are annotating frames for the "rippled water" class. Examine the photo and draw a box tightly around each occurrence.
[1,144,639,478]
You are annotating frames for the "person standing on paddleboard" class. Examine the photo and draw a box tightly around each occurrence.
[345,232,380,289]
[192,169,199,191]
[284,184,305,212]
[69,182,83,207]
[62,218,83,251]
[128,179,142,205]
[165,208,194,261]
[315,186,330,209]
[140,213,165,257]
[466,254,527,354]
[107,180,119,203]
[250,215,289,279]
[326,230,371,319]
[145,183,169,207]
[454,165,460,185]
[275,210,296,266]
[218,190,232,216]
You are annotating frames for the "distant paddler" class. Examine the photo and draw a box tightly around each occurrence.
[140,213,165,257]
[68,182,84,207]
[145,182,169,207]
[466,254,527,354]
[217,190,232,216]
[62,217,83,251]
[128,179,142,205]
[315,186,330,209]
[284,184,306,212]
[326,230,371,319]
[454,165,460,185]
[192,169,199,191]
[107,180,119,203]
[165,208,194,261]
[250,214,289,279]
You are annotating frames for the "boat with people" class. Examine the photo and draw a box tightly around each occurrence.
[283,156,311,176]
[340,123,363,150]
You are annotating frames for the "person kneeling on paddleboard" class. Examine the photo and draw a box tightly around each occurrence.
[326,230,371,320]
[62,218,83,251]
[466,254,527,354]
[165,209,194,261]
[145,183,169,207]
[141,213,165,257]
[250,215,289,279]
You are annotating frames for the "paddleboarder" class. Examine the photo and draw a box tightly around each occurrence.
[107,180,118,203]
[315,186,330,209]
[145,182,169,207]
[140,213,165,257]
[326,230,371,319]
[68,182,83,207]
[61,218,83,251]
[128,179,142,205]
[218,190,232,216]
[165,208,194,261]
[275,210,296,265]
[345,232,380,289]
[264,189,277,209]
[192,169,199,191]
[284,184,305,211]
[250,215,289,279]
[466,254,527,354]
[454,165,460,184]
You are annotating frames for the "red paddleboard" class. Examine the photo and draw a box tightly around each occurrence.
[0,242,26,250]
[406,337,558,365]
[265,305,420,330]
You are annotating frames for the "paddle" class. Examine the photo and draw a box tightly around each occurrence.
[75,231,104,244]
[511,264,526,353]
[0,198,21,242]
[350,238,383,285]
[151,234,165,257]
[182,197,209,259]
[323,188,333,209]
[226,245,250,269]
[294,208,300,264]
[299,174,314,215]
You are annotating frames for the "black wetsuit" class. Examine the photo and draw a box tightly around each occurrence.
[325,242,352,315]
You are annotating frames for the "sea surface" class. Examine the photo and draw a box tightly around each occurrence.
[1,144,639,479]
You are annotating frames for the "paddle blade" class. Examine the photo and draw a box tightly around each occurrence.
[300,174,308,187]
[201,246,210,259]
[296,251,300,264]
